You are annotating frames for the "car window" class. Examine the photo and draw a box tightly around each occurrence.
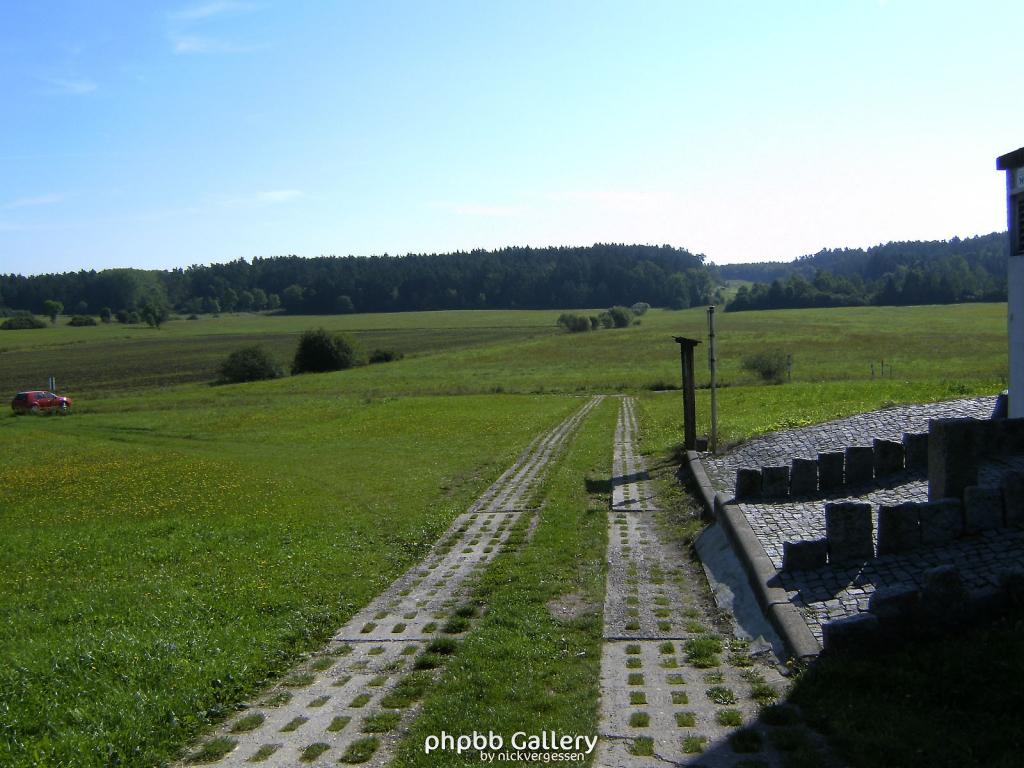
[14,393,27,401]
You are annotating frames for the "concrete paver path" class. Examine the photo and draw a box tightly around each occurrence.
[182,396,602,767]
[597,398,820,768]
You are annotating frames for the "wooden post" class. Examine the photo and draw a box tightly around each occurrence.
[674,336,701,451]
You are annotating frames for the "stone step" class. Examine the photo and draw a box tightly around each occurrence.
[735,431,928,501]
[780,472,1024,571]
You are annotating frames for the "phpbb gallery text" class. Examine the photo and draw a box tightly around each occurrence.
[424,731,599,762]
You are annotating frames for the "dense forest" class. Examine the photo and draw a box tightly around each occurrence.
[0,244,717,317]
[722,232,1008,311]
[2,234,1010,320]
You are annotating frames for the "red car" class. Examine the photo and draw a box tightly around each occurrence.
[11,390,73,414]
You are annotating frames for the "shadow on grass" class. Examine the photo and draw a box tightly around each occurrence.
[788,606,1024,768]
[584,475,612,494]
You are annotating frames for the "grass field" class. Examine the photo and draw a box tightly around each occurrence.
[0,302,1011,766]
[0,391,579,767]
[1,303,1007,410]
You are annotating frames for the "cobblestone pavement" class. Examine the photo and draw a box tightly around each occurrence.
[780,528,1024,642]
[597,398,831,768]
[701,396,1024,648]
[704,397,998,495]
[180,397,602,767]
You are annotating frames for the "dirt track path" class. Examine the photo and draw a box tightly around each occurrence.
[182,396,602,767]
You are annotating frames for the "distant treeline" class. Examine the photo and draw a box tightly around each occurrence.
[0,244,717,316]
[722,232,1008,312]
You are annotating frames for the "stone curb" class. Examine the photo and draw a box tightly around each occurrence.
[684,450,821,661]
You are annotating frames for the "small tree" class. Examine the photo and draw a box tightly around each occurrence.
[291,328,362,374]
[219,345,283,383]
[630,302,650,316]
[282,284,305,313]
[99,307,113,323]
[42,300,63,324]
[140,300,169,328]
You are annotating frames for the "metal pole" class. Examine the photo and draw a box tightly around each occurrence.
[707,306,718,453]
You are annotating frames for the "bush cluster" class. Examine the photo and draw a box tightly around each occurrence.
[67,315,97,327]
[1,313,46,330]
[556,305,636,333]
[218,328,375,386]
[116,309,141,324]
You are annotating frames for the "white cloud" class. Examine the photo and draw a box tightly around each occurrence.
[40,77,97,95]
[171,35,263,54]
[169,1,256,22]
[168,1,261,54]
[3,194,64,209]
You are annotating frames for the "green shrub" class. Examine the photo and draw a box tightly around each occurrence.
[219,345,283,383]
[556,313,592,333]
[291,328,362,374]
[67,315,97,327]
[741,349,788,384]
[630,302,650,315]
[1,313,46,330]
[607,305,634,328]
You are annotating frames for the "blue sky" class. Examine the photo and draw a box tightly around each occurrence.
[1,1,1020,274]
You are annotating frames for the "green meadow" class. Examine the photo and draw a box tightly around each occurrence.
[0,302,1009,766]
[0,302,1006,401]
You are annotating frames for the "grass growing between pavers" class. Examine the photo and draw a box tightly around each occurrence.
[789,607,1024,768]
[391,398,616,767]
[0,393,579,768]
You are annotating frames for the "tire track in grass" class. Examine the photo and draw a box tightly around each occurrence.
[180,396,602,767]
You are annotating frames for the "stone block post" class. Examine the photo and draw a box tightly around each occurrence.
[825,501,874,564]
